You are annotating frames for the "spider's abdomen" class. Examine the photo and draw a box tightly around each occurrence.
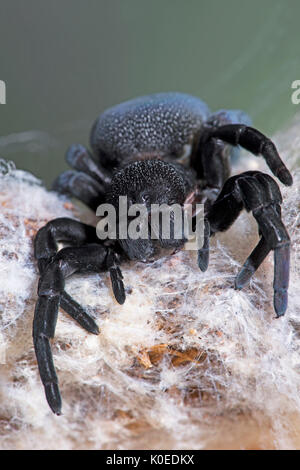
[90,92,210,169]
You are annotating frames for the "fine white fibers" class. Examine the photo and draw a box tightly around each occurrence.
[0,114,300,450]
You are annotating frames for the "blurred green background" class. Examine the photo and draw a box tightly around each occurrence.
[0,0,299,185]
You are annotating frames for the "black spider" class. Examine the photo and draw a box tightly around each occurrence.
[33,92,292,415]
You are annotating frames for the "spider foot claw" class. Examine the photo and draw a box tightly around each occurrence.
[72,313,99,335]
[110,266,126,304]
[60,292,100,335]
[235,264,254,290]
[197,218,210,272]
[197,248,209,272]
[277,167,293,186]
[45,382,62,415]
[274,289,288,317]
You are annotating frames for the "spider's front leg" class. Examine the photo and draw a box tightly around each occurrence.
[198,171,290,317]
[33,243,125,415]
[35,218,103,333]
[34,219,125,414]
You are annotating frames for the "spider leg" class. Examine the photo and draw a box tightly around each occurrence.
[192,109,252,188]
[235,236,271,289]
[208,124,293,186]
[52,170,105,211]
[34,217,98,272]
[35,216,125,302]
[235,232,290,315]
[33,244,110,414]
[251,202,290,317]
[193,136,231,188]
[106,249,126,304]
[204,171,290,317]
[35,218,101,333]
[60,291,100,334]
[65,143,112,185]
[197,218,210,272]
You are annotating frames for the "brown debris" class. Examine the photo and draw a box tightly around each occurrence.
[136,343,207,369]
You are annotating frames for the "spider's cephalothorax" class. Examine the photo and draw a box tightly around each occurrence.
[106,159,196,262]
[34,92,293,414]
